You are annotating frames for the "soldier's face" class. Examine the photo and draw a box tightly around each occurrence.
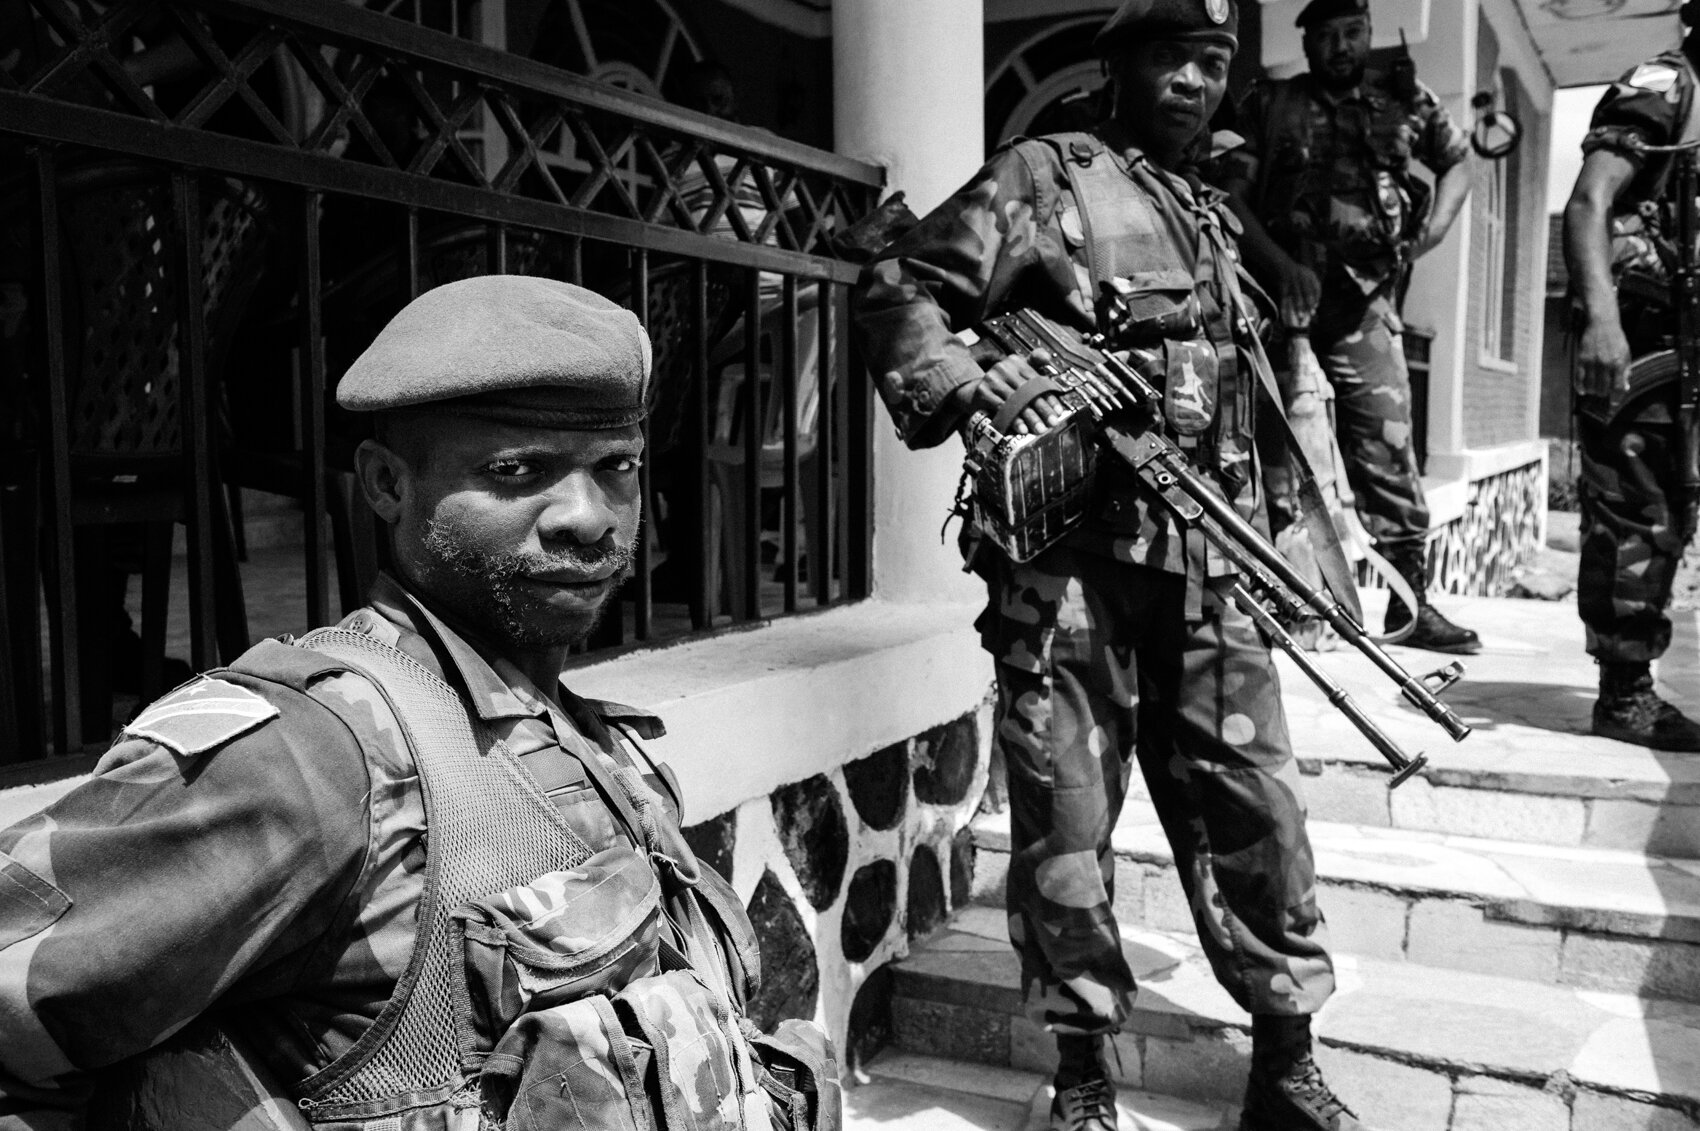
[1303,15,1371,88]
[377,416,644,650]
[1111,38,1232,163]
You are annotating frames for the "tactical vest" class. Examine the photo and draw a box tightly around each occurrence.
[1255,75,1431,282]
[283,626,603,1130]
[1027,131,1254,488]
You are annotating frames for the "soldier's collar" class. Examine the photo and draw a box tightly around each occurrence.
[364,573,664,739]
[367,572,543,723]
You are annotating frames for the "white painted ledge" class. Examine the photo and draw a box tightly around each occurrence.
[0,601,993,834]
[565,599,992,824]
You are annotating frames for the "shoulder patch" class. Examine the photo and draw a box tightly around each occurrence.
[123,677,281,757]
[1628,63,1681,95]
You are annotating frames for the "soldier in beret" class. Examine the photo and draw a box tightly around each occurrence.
[1561,31,1700,751]
[857,1,1377,1128]
[0,276,780,1129]
[1218,0,1480,654]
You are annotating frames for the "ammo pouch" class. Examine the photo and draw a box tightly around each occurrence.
[461,800,838,1130]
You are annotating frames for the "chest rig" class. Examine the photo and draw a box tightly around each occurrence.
[1259,77,1429,280]
[1046,132,1247,456]
[960,133,1253,569]
[286,627,605,1130]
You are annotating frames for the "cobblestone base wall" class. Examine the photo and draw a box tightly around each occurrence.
[682,696,994,1070]
[1355,461,1546,598]
[1428,461,1547,597]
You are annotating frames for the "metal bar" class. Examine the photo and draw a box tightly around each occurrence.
[33,146,80,754]
[843,284,873,600]
[740,267,761,622]
[300,190,330,627]
[194,0,883,185]
[690,258,712,629]
[488,222,508,274]
[172,172,219,668]
[780,274,798,613]
[631,249,652,640]
[405,206,422,299]
[0,92,862,282]
[566,235,583,285]
[812,278,833,607]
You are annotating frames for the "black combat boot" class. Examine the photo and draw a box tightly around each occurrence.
[1241,1016,1377,1131]
[1593,662,1700,752]
[1050,1033,1117,1131]
[1382,543,1481,655]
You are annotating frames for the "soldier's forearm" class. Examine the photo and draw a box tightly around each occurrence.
[1564,191,1621,325]
[1423,161,1472,248]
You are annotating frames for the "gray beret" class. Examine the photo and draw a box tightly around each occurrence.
[1296,0,1368,27]
[1096,0,1239,55]
[336,275,652,429]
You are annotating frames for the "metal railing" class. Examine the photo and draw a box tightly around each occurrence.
[0,0,883,761]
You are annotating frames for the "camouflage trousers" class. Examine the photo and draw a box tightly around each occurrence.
[1312,288,1432,550]
[982,547,1335,1037]
[1576,388,1692,663]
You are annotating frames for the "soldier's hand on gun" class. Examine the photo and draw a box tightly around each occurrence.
[1574,316,1633,399]
[1276,260,1322,330]
[971,353,1070,435]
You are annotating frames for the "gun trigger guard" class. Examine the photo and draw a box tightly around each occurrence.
[1421,662,1465,696]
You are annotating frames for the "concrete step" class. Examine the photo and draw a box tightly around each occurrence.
[889,906,1700,1131]
[973,812,1700,1005]
[1265,592,1700,856]
[847,1050,1230,1131]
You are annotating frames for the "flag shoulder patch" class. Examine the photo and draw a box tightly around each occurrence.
[123,677,281,757]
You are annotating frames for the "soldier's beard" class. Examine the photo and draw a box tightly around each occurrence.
[1315,58,1367,91]
[415,519,637,650]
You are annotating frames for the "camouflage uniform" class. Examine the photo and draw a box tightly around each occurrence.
[1224,70,1471,551]
[1574,50,1697,664]
[856,123,1335,1037]
[0,573,671,1129]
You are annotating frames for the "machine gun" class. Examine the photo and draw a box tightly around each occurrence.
[1623,135,1700,540]
[961,309,1472,789]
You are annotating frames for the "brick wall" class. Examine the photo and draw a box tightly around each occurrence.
[1459,13,1547,450]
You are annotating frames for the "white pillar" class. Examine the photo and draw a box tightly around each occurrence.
[1401,0,1475,459]
[834,0,986,605]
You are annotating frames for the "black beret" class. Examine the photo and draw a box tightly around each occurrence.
[1296,0,1370,28]
[1096,0,1240,55]
[336,275,652,429]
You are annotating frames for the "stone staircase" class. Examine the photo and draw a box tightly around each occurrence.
[870,593,1700,1131]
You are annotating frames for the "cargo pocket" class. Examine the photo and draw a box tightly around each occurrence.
[455,845,663,1055]
[1100,269,1201,345]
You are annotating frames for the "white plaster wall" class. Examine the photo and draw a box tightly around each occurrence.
[833,0,988,607]
[565,600,991,822]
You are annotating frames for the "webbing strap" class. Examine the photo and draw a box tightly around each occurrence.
[990,373,1063,434]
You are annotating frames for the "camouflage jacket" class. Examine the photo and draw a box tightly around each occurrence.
[1222,68,1469,294]
[1581,49,1698,293]
[0,573,662,1130]
[854,122,1268,579]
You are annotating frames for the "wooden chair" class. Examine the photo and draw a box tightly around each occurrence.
[705,282,826,617]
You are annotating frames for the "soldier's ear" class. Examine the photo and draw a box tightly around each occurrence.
[355,437,408,526]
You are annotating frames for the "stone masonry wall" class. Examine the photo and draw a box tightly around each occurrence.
[683,696,995,1069]
[1356,460,1546,598]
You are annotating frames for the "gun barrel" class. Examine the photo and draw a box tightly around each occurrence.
[1230,582,1429,788]
[1100,422,1473,755]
